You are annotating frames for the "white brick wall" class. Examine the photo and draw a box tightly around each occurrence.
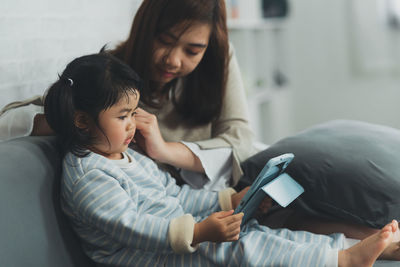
[0,0,142,109]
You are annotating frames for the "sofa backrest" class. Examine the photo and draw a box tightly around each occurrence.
[0,136,95,267]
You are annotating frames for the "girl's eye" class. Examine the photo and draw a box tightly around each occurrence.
[118,116,127,120]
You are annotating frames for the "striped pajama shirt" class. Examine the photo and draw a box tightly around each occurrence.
[61,148,345,267]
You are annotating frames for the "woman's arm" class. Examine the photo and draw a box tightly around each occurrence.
[0,103,51,141]
[197,46,255,159]
[195,46,257,184]
[0,96,53,141]
[134,107,205,172]
[31,113,54,136]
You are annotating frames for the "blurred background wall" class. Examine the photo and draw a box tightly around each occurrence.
[1,0,400,145]
[0,0,140,108]
[229,0,400,144]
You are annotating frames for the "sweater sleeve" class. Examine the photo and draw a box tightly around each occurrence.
[195,45,256,185]
[0,104,43,141]
[161,168,221,218]
[218,187,237,211]
[168,214,198,253]
[68,168,196,254]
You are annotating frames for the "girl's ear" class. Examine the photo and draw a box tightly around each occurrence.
[74,111,90,130]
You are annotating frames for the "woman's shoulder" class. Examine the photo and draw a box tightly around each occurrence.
[228,42,237,59]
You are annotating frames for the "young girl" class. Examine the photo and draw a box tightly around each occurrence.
[44,52,400,267]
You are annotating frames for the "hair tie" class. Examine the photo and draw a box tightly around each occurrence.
[67,78,74,86]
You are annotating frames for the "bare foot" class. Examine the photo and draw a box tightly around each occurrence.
[339,220,398,267]
[379,241,400,261]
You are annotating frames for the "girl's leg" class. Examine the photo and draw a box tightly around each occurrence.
[338,220,398,267]
[282,210,378,240]
[274,210,400,262]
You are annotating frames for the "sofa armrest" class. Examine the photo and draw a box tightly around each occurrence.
[0,136,94,267]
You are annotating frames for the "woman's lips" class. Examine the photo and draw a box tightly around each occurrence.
[162,72,175,78]
[158,67,177,79]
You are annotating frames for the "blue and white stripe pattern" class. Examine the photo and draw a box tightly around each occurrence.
[61,148,345,266]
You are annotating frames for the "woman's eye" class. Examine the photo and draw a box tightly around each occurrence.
[118,116,127,120]
[186,50,199,56]
[158,36,174,45]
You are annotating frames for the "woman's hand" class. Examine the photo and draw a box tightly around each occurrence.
[134,108,168,160]
[134,108,205,172]
[192,210,243,246]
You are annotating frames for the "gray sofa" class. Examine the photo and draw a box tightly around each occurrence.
[0,136,397,267]
[0,136,95,267]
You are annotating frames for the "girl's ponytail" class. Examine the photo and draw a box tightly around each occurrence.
[44,76,79,156]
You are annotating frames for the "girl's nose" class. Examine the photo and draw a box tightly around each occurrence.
[127,118,136,131]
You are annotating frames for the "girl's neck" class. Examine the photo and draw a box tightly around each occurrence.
[89,146,123,160]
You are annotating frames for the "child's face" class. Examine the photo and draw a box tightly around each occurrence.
[151,21,211,88]
[91,91,139,160]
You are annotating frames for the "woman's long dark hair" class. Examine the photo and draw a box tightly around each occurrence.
[44,52,142,157]
[112,0,229,125]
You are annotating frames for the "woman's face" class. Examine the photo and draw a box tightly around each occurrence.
[151,22,211,88]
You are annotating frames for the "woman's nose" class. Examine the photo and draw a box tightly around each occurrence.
[164,48,181,69]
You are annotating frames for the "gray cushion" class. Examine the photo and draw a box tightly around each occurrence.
[0,136,94,267]
[241,120,400,229]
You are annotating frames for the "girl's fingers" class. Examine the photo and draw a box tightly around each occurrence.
[223,225,240,240]
[216,210,235,217]
[226,230,241,241]
[231,234,240,241]
[226,220,242,232]
[223,212,243,225]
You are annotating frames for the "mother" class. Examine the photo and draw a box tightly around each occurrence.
[0,0,255,190]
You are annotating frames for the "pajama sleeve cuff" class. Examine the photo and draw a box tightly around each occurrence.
[218,187,237,211]
[168,214,198,254]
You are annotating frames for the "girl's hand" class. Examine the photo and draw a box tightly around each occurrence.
[192,210,243,245]
[134,108,168,160]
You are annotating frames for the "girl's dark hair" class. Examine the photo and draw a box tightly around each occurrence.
[44,52,142,157]
[112,0,229,125]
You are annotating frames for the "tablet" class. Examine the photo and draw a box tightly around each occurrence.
[235,153,304,225]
